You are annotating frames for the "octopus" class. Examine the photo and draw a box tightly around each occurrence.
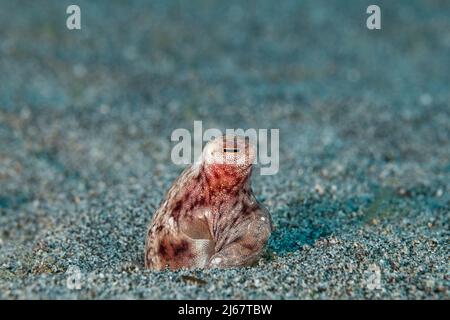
[145,135,273,270]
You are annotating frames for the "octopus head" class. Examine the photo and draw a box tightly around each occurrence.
[201,135,256,190]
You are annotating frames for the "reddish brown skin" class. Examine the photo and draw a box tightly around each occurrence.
[145,135,273,270]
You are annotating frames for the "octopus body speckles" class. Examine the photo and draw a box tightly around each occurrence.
[145,135,273,270]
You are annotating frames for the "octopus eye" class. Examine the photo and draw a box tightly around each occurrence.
[223,148,239,153]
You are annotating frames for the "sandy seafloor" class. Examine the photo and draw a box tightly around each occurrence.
[0,0,449,299]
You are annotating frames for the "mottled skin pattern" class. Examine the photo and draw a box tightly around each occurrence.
[145,135,273,270]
